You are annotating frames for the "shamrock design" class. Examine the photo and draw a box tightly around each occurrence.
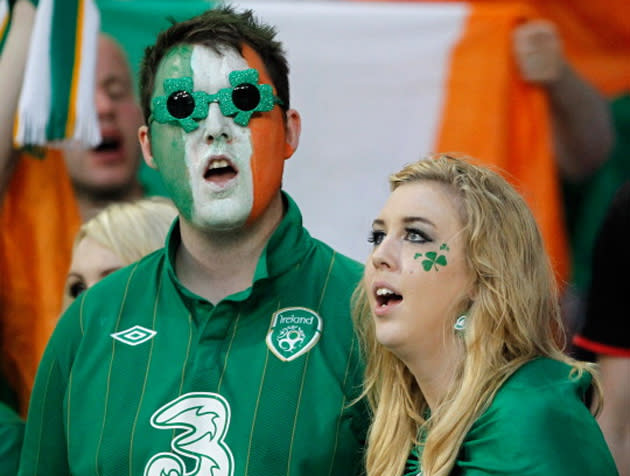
[414,243,449,271]
[151,77,211,133]
[216,69,279,126]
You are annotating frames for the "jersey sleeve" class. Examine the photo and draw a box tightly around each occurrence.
[455,378,618,475]
[18,295,85,476]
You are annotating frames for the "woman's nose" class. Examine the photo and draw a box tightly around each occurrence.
[370,236,398,271]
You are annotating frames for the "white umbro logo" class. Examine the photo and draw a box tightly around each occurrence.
[111,325,157,346]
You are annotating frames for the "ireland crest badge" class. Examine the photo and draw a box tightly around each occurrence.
[266,307,323,362]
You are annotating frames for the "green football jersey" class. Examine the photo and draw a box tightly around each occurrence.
[404,358,618,476]
[19,193,368,476]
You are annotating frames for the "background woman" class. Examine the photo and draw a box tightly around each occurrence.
[62,196,176,311]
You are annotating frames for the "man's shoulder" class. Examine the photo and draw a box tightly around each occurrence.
[308,236,364,275]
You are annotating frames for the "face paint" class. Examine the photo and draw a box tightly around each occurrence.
[149,45,196,220]
[414,243,450,271]
[149,44,290,229]
[364,182,473,356]
[149,45,255,229]
[240,44,292,224]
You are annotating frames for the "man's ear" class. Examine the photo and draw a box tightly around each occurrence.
[283,109,301,159]
[138,125,157,169]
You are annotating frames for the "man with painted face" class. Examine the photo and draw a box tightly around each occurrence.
[19,6,368,476]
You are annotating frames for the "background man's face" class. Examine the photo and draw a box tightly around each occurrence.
[64,35,143,199]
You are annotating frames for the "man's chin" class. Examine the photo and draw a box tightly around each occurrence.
[194,218,248,234]
[189,212,249,234]
[188,199,252,231]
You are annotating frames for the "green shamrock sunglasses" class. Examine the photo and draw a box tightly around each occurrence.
[149,68,283,133]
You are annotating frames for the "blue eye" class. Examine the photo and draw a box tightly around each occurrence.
[405,228,431,243]
[368,230,385,245]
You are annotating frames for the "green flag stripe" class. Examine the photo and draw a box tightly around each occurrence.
[46,0,80,140]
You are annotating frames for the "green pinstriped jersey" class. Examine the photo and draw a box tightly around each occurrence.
[19,193,368,476]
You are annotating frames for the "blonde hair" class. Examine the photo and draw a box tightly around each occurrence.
[353,154,601,476]
[72,196,176,264]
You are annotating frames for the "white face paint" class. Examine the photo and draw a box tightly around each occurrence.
[185,45,254,230]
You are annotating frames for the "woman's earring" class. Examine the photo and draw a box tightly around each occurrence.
[454,314,467,333]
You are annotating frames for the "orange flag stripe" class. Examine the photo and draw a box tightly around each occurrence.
[435,2,569,286]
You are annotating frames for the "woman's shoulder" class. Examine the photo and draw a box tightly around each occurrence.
[457,358,617,475]
[487,358,591,418]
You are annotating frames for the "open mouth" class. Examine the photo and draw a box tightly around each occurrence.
[92,137,121,152]
[375,287,403,308]
[204,158,237,182]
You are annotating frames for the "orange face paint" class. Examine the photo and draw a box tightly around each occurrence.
[241,44,296,224]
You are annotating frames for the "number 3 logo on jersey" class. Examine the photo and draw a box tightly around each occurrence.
[266,307,323,362]
[144,392,234,476]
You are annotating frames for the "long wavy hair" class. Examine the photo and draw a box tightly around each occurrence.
[352,154,601,476]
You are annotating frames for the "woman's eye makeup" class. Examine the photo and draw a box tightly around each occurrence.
[405,227,432,243]
[367,228,433,246]
[367,230,385,245]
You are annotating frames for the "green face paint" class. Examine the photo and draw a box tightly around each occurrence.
[414,243,450,271]
[149,44,260,230]
[149,45,196,221]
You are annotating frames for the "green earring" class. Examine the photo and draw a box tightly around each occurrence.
[454,314,467,333]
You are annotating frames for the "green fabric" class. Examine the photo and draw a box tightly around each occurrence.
[458,359,617,475]
[0,401,24,476]
[0,2,13,54]
[563,93,630,293]
[46,0,80,140]
[408,359,618,475]
[19,192,368,476]
[97,0,216,83]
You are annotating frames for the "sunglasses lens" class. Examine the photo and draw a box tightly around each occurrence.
[231,83,260,111]
[167,90,196,119]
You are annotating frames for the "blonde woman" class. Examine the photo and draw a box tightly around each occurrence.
[62,197,176,311]
[353,154,618,476]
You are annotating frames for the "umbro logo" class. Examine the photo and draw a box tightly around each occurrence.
[111,325,157,346]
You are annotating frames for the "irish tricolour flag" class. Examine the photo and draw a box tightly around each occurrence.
[234,1,567,283]
[2,0,568,284]
[1,0,101,149]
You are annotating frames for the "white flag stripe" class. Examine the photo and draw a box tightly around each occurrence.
[15,0,100,148]
[0,1,9,34]
[72,0,100,147]
[15,0,54,145]
[235,2,469,262]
